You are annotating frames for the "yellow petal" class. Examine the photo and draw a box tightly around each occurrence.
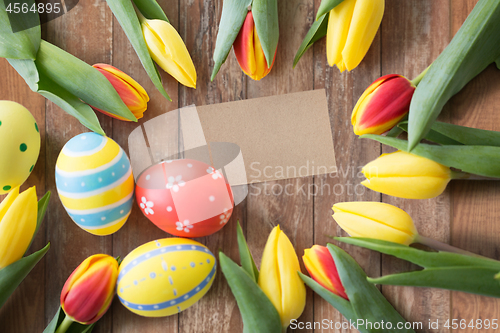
[0,186,19,222]
[0,186,37,269]
[332,201,417,245]
[277,231,306,328]
[326,0,357,67]
[142,19,197,88]
[363,151,451,178]
[361,177,450,199]
[342,0,384,71]
[258,226,282,317]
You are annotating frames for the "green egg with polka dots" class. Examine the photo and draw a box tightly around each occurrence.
[0,101,41,194]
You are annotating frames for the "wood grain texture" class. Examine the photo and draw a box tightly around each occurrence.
[311,0,382,330]
[380,1,452,332]
[1,1,500,332]
[448,2,500,330]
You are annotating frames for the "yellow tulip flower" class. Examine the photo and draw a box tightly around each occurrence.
[332,202,418,246]
[0,186,37,269]
[361,150,452,199]
[258,225,306,329]
[326,0,384,71]
[141,18,197,88]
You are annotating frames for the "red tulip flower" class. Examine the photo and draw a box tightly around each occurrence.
[351,74,416,135]
[233,11,276,81]
[60,254,118,326]
[303,245,348,300]
[92,64,149,121]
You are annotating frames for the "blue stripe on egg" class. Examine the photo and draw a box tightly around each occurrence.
[118,245,214,283]
[62,133,106,155]
[56,151,130,193]
[117,264,216,311]
[67,194,134,227]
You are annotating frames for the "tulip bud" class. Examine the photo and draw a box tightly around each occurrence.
[352,74,415,135]
[91,64,149,121]
[332,202,418,246]
[0,186,37,269]
[233,11,276,81]
[258,225,306,329]
[361,150,452,199]
[60,254,118,325]
[303,245,348,300]
[141,18,197,88]
[326,0,384,71]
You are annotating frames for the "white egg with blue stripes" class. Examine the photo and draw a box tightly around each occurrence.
[117,238,216,317]
[55,132,135,235]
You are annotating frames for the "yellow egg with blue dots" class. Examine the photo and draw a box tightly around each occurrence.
[117,238,217,317]
[0,101,41,194]
[55,132,134,236]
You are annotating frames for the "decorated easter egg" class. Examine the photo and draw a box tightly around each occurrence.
[55,133,134,235]
[0,101,41,194]
[117,238,216,317]
[135,159,234,237]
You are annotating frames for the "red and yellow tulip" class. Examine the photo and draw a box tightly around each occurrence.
[0,186,37,269]
[303,245,348,300]
[60,254,118,325]
[91,64,149,121]
[233,11,276,81]
[352,74,415,135]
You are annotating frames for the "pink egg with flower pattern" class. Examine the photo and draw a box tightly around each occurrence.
[135,159,234,237]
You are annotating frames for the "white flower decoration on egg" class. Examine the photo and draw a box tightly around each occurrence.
[140,197,154,215]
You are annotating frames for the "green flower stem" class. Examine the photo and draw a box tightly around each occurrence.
[415,235,489,259]
[55,316,74,333]
[410,65,430,86]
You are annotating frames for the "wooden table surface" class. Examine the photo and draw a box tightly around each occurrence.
[1,0,500,332]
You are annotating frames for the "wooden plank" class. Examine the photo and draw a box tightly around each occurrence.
[110,0,180,331]
[449,1,500,330]
[380,1,452,332]
[0,59,47,332]
[244,0,315,332]
[311,0,382,331]
[177,1,247,332]
[42,3,114,332]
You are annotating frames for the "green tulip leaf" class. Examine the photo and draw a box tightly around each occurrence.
[496,56,500,69]
[408,0,500,150]
[211,0,252,81]
[219,252,282,333]
[35,40,137,121]
[132,0,169,22]
[398,122,463,145]
[236,221,259,282]
[327,244,415,333]
[24,191,51,256]
[293,13,328,68]
[0,0,40,59]
[7,58,105,134]
[399,121,500,147]
[298,272,356,322]
[252,0,279,68]
[368,266,500,299]
[316,0,345,21]
[37,74,106,136]
[361,134,500,178]
[106,0,171,100]
[336,238,500,271]
[7,58,39,91]
[0,243,50,309]
[44,307,96,333]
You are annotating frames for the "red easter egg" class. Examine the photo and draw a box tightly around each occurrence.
[135,159,234,237]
